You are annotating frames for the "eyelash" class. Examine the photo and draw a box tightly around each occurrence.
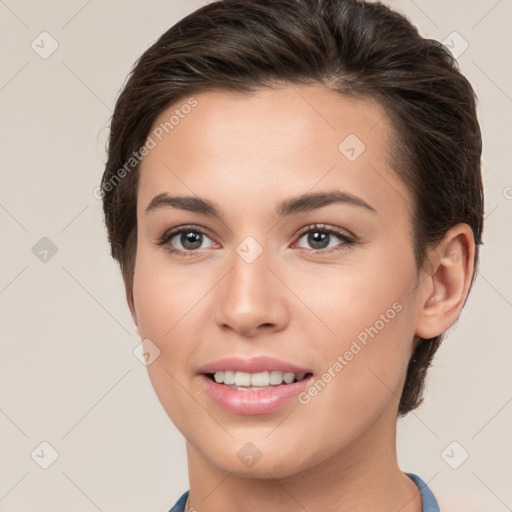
[157,223,356,258]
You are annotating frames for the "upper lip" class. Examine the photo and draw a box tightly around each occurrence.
[198,356,312,375]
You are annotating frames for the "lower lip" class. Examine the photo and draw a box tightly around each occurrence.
[199,374,312,415]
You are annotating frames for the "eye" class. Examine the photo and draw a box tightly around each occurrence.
[157,225,216,256]
[294,224,355,252]
[157,223,356,257]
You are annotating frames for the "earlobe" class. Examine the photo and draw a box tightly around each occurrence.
[415,224,475,339]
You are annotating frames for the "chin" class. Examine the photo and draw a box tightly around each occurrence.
[198,438,319,480]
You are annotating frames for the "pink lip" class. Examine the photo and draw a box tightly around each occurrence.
[198,356,311,374]
[199,374,313,415]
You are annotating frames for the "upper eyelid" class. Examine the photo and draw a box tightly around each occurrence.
[158,224,214,245]
[295,223,355,239]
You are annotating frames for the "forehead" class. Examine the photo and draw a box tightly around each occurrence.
[137,85,411,222]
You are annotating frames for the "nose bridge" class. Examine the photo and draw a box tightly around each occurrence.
[232,238,271,294]
[214,237,289,335]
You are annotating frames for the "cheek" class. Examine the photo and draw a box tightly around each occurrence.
[132,246,205,338]
[293,249,418,404]
[294,299,415,453]
[131,252,207,434]
[292,248,416,344]
[131,249,198,376]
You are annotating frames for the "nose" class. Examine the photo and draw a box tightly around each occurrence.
[214,247,290,338]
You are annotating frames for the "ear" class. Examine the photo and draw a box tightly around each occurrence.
[415,224,476,339]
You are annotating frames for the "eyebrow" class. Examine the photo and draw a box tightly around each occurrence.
[144,190,377,218]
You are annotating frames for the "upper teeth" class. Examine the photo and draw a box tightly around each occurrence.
[213,370,306,386]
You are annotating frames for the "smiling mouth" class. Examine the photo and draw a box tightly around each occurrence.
[205,370,314,390]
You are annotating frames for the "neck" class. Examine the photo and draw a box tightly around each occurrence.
[185,407,421,512]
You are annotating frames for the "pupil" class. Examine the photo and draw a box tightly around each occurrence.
[182,231,202,249]
[309,231,329,249]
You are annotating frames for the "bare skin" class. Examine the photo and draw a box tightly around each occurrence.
[127,85,475,511]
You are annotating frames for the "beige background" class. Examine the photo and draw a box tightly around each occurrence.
[0,0,511,511]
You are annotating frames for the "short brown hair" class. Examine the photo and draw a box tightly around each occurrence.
[101,0,484,415]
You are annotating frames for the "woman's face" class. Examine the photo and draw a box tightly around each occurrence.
[131,85,424,477]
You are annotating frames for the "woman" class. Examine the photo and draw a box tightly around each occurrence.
[100,0,483,510]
